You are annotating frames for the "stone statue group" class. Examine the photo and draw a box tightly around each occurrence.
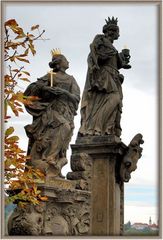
[8,17,144,237]
[24,17,131,178]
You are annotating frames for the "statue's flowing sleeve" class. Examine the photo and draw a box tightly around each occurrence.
[24,78,49,118]
[70,76,80,113]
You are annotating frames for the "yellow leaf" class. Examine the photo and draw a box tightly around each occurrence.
[15,33,26,39]
[16,57,29,63]
[22,71,30,76]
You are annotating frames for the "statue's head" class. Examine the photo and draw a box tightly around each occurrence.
[103,17,120,41]
[49,49,69,72]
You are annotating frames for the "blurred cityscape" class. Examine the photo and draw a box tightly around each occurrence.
[124,217,159,236]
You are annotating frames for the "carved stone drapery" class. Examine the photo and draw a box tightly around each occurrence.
[24,54,80,179]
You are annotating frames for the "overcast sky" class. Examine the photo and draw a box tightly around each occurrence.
[4,2,159,225]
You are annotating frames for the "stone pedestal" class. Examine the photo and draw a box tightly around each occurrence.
[8,134,143,236]
[70,135,127,236]
[8,179,91,236]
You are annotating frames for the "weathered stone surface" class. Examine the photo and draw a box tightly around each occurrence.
[8,185,91,236]
[79,17,131,138]
[7,18,144,237]
[24,53,80,178]
[8,203,45,235]
[68,136,126,235]
[120,133,144,182]
[67,152,93,191]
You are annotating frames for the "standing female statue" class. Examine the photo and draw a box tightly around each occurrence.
[79,17,131,138]
[24,50,80,178]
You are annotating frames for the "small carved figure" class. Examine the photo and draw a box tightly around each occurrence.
[24,50,80,178]
[79,17,131,137]
[44,204,70,235]
[8,204,44,235]
[120,133,144,182]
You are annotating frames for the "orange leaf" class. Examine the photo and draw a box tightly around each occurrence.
[5,19,18,27]
[14,102,22,107]
[27,34,34,38]
[11,69,19,73]
[39,196,48,201]
[31,24,39,31]
[17,108,24,113]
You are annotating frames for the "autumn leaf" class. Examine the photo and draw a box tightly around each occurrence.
[17,107,24,113]
[22,71,30,76]
[28,40,36,56]
[9,56,16,62]
[14,102,22,107]
[4,19,46,206]
[5,19,18,27]
[5,127,14,136]
[15,33,26,39]
[39,196,48,201]
[18,73,22,78]
[11,69,19,73]
[27,34,35,38]
[6,136,19,142]
[31,24,39,31]
[16,57,30,63]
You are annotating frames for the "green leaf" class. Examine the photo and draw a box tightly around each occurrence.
[7,136,19,142]
[5,127,14,136]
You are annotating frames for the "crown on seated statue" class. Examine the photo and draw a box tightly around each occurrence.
[51,48,61,58]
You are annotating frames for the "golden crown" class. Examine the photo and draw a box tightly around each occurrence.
[51,48,61,57]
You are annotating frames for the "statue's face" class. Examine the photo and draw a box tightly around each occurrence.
[106,26,120,40]
[60,56,69,70]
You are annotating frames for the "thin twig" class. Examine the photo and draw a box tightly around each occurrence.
[33,29,45,40]
[5,50,17,62]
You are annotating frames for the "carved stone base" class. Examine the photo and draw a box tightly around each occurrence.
[8,134,143,236]
[69,135,127,236]
[8,181,91,236]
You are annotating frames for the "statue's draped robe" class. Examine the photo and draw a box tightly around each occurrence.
[79,34,123,137]
[24,73,80,165]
